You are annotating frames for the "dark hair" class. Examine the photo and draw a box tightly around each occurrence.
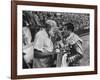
[64,23,74,32]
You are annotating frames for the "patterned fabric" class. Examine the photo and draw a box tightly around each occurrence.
[61,33,83,67]
[65,33,82,45]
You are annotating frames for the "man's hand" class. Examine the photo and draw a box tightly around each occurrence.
[43,48,54,55]
[68,55,76,63]
[68,53,83,63]
[55,48,60,53]
[43,48,60,55]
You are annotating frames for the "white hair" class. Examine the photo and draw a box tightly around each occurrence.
[45,19,57,28]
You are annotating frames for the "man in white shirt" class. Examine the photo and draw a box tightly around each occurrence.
[33,20,58,68]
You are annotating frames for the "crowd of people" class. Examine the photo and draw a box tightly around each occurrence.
[22,11,87,68]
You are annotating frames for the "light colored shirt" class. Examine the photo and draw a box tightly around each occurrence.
[65,32,83,54]
[22,27,33,64]
[33,28,54,68]
[34,28,53,52]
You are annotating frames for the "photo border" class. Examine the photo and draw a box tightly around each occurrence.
[11,0,97,79]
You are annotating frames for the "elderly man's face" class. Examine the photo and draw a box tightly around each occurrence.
[45,20,58,37]
[49,27,55,37]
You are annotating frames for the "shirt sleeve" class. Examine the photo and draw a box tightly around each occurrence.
[34,30,53,53]
[43,37,53,52]
[34,33,44,52]
[74,41,83,55]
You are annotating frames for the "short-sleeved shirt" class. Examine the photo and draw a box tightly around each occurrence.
[33,29,54,68]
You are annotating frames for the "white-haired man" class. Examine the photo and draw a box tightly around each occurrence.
[33,20,58,68]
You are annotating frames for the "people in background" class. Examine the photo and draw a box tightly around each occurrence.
[22,26,33,68]
[33,20,59,68]
[61,23,83,67]
[23,27,32,46]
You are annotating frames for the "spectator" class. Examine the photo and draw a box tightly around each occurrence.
[22,26,33,68]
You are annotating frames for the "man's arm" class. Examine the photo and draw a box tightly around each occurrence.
[34,49,56,58]
[68,41,83,63]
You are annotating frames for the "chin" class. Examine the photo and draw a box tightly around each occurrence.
[51,35,54,37]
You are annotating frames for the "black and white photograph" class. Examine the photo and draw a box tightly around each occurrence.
[22,11,90,69]
[11,1,97,79]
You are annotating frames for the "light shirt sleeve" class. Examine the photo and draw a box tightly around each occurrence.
[75,41,83,55]
[34,31,44,52]
[43,37,53,52]
[34,29,53,53]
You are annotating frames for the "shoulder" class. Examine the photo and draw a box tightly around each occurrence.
[35,29,45,37]
[23,27,31,34]
[67,33,83,45]
[35,29,48,40]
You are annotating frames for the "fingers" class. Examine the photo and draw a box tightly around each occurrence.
[68,56,76,63]
[55,49,60,53]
